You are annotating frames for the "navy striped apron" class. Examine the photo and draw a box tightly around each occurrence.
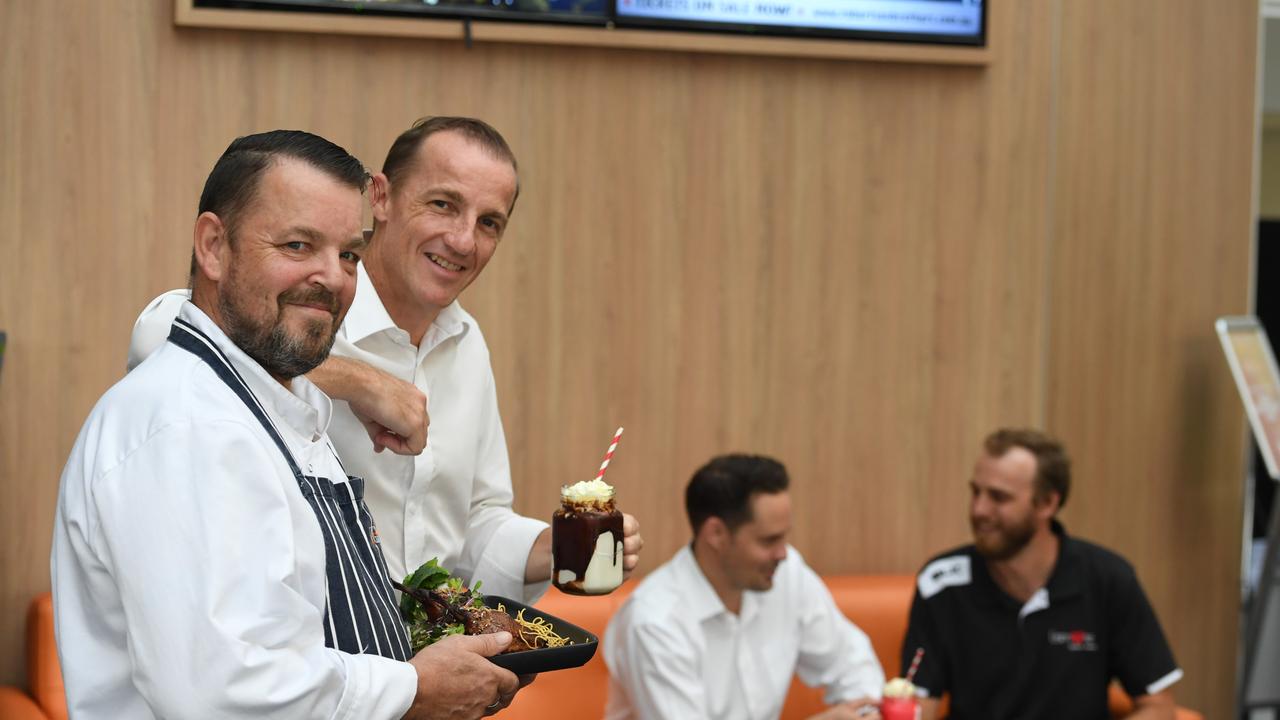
[168,318,412,661]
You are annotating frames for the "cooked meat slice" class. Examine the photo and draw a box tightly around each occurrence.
[464,606,536,653]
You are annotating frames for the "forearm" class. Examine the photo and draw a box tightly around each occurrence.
[306,355,366,400]
[524,528,552,583]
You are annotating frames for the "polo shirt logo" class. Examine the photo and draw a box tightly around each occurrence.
[1048,629,1098,652]
[918,556,971,599]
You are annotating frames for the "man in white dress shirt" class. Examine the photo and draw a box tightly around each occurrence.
[128,117,643,600]
[604,454,885,720]
[53,130,520,719]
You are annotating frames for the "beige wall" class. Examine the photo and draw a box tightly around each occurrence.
[0,0,1257,713]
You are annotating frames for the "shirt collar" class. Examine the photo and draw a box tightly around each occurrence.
[177,301,332,442]
[971,519,1082,608]
[1043,519,1084,601]
[341,261,471,349]
[672,544,735,622]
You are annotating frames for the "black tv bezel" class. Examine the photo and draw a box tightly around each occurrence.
[193,0,987,46]
[194,0,611,27]
[610,0,986,47]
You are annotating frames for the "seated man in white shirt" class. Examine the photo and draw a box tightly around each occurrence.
[52,130,520,720]
[604,454,885,720]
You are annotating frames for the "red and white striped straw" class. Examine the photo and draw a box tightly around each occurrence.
[594,427,625,480]
[905,648,925,683]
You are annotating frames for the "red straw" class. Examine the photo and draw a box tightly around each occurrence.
[595,427,625,480]
[905,648,924,683]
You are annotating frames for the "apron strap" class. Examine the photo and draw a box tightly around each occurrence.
[166,318,306,483]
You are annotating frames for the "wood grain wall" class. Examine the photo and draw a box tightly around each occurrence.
[0,0,1256,713]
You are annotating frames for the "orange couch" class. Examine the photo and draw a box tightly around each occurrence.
[8,582,1201,719]
[0,594,66,720]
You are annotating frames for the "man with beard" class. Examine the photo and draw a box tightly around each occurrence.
[126,117,644,601]
[901,428,1181,720]
[603,454,884,720]
[52,130,520,719]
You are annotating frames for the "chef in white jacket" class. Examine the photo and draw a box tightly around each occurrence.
[52,130,519,720]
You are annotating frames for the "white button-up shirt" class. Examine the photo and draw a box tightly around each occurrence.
[328,263,549,599]
[53,303,417,719]
[604,545,884,720]
[127,268,550,601]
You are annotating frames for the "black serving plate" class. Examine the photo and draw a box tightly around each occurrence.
[482,595,598,674]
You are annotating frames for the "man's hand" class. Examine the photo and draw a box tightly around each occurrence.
[402,632,521,720]
[1125,690,1176,720]
[307,357,428,455]
[807,697,881,719]
[621,512,643,578]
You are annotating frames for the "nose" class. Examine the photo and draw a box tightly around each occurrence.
[970,492,992,520]
[773,544,788,563]
[309,247,348,294]
[442,216,477,257]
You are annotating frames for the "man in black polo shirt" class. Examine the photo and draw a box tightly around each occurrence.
[901,428,1182,719]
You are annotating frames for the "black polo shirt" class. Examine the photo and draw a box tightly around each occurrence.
[901,522,1181,720]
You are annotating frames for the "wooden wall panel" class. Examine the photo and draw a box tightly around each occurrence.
[1047,0,1257,713]
[0,0,1255,713]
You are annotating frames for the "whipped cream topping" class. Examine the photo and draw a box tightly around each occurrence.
[562,478,615,503]
[883,678,917,699]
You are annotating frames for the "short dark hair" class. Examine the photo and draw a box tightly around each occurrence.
[190,130,368,281]
[685,454,790,536]
[380,116,520,213]
[984,428,1071,509]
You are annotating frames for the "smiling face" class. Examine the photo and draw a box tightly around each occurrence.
[721,491,792,592]
[197,158,366,380]
[968,447,1055,561]
[364,130,518,342]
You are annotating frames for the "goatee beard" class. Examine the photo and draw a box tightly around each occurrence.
[972,518,1036,562]
[220,285,340,379]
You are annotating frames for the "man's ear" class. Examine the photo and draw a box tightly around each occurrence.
[702,517,731,553]
[192,212,230,283]
[1034,489,1061,521]
[369,172,392,224]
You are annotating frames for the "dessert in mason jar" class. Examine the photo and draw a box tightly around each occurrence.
[879,677,921,720]
[552,478,624,595]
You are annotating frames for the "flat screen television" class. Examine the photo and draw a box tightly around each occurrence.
[615,0,984,45]
[196,0,986,44]
[198,0,609,27]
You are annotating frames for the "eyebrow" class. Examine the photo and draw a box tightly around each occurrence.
[427,188,466,206]
[285,226,368,251]
[284,226,325,242]
[345,233,370,252]
[426,187,510,226]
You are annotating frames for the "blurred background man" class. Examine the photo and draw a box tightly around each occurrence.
[902,429,1181,720]
[604,454,884,720]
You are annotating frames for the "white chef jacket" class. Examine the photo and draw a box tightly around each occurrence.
[129,268,549,602]
[53,302,417,719]
[603,545,884,720]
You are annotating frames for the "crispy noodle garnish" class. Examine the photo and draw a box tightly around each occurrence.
[497,603,573,649]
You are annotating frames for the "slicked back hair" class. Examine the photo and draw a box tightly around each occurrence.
[189,130,368,281]
[685,454,790,537]
[379,116,520,214]
[984,428,1072,510]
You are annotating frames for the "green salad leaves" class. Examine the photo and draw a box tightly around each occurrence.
[398,558,486,652]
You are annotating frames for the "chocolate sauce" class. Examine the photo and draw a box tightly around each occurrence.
[552,497,623,596]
